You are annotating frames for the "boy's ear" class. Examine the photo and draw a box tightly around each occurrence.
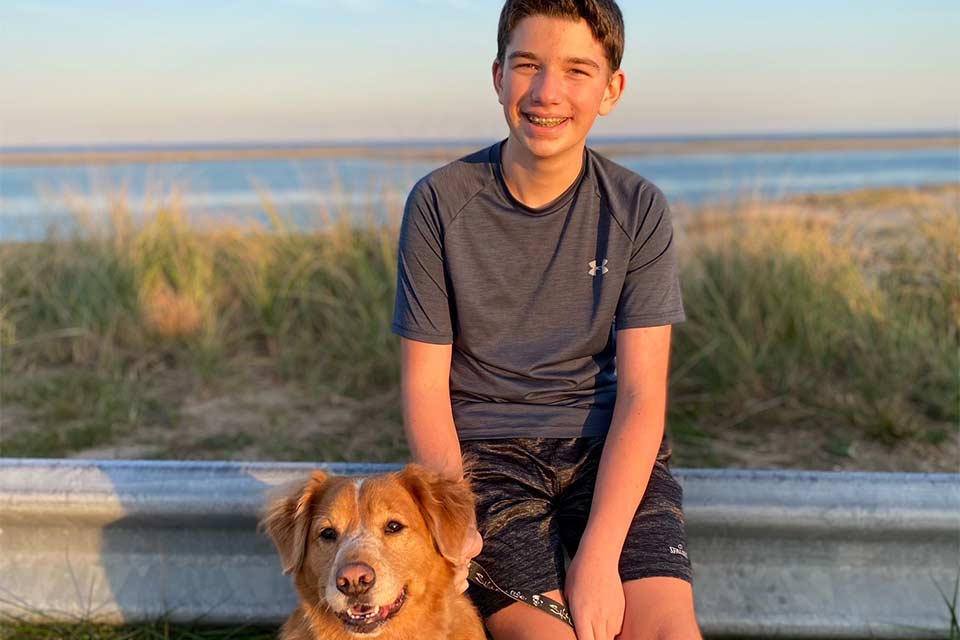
[599,68,626,116]
[259,470,330,575]
[492,58,505,105]
[400,464,476,564]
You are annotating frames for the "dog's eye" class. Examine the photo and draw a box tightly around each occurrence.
[385,520,405,534]
[318,527,338,541]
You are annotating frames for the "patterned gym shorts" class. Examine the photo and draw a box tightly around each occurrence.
[461,436,692,620]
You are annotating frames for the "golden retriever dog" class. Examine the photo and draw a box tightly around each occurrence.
[261,464,486,640]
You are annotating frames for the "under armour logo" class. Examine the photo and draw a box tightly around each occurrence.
[588,259,608,276]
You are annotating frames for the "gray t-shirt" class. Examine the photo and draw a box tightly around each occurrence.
[392,141,684,440]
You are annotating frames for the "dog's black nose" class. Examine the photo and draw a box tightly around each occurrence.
[336,562,376,595]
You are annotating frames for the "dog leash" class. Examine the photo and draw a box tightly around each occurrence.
[467,560,574,628]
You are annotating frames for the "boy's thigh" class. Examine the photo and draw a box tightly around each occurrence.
[485,589,577,640]
[557,441,693,585]
[462,439,570,621]
[620,577,701,640]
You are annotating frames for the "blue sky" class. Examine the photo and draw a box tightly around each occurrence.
[1,0,958,146]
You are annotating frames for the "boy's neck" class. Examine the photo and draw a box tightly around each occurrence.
[500,138,585,209]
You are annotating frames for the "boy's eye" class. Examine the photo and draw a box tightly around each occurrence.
[319,527,338,541]
[385,520,405,534]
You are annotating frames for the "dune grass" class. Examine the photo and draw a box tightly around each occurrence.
[671,199,958,445]
[0,186,956,461]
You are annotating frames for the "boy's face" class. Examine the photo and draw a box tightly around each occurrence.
[493,15,625,164]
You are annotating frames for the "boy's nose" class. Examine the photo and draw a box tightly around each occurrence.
[530,69,563,105]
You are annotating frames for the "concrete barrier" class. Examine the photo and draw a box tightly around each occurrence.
[0,458,957,638]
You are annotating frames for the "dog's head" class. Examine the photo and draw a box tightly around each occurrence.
[261,464,475,636]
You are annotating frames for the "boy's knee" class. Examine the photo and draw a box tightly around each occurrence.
[620,613,701,640]
[650,615,702,640]
[620,576,701,640]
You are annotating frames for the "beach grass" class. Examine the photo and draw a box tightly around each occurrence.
[672,198,958,445]
[0,185,956,465]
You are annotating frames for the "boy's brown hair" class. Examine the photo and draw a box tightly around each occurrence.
[496,0,625,72]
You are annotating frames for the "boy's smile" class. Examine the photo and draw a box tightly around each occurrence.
[493,15,625,167]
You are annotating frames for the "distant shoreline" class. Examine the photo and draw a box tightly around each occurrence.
[1,182,955,247]
[2,134,957,167]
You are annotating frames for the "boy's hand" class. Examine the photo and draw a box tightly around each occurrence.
[565,548,624,640]
[453,525,483,593]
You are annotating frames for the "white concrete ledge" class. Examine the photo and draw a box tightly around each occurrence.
[0,459,957,638]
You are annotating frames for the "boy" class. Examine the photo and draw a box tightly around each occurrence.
[392,1,701,638]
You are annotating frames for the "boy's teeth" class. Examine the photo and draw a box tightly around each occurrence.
[526,114,566,127]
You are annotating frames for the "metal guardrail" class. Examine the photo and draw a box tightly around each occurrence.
[0,459,957,638]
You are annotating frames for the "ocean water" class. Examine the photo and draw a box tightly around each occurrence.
[1,144,956,242]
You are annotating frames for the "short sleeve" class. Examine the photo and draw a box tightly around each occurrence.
[391,180,455,344]
[615,186,686,329]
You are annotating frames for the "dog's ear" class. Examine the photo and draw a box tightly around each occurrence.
[260,470,330,575]
[399,464,475,564]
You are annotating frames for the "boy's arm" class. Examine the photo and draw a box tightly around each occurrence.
[565,324,672,639]
[400,337,463,481]
[400,336,482,595]
[580,323,672,561]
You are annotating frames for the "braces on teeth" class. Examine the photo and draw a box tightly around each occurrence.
[527,114,566,126]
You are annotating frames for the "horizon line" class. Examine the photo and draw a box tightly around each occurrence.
[3,128,958,154]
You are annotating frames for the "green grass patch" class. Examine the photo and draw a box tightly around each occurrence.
[0,620,276,640]
[0,371,170,458]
